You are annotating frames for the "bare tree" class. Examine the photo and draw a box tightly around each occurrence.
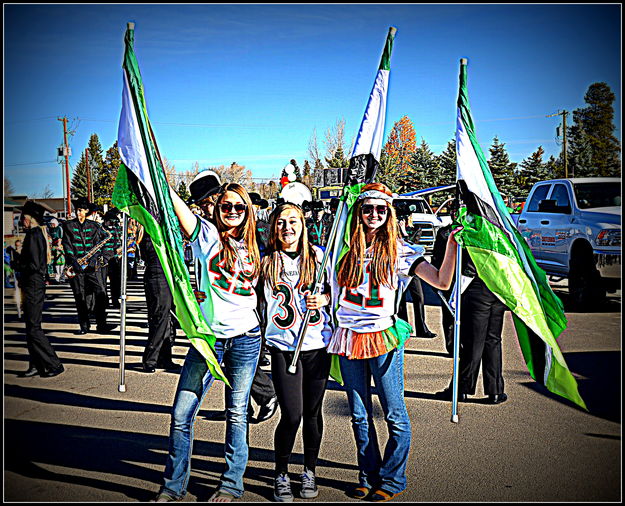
[308,128,322,167]
[37,184,55,199]
[4,177,16,197]
[324,118,346,161]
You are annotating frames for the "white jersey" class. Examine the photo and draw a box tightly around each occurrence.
[190,216,259,339]
[263,246,333,351]
[334,239,426,333]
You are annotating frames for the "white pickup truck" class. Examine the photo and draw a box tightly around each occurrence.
[515,177,621,309]
[393,196,453,251]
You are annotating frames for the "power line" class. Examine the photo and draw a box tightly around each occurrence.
[5,160,57,167]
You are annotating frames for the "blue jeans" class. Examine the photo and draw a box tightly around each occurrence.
[339,346,411,494]
[161,327,261,499]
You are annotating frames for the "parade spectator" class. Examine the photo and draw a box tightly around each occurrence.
[15,201,64,378]
[260,202,333,502]
[154,181,262,503]
[327,183,459,502]
[50,238,66,283]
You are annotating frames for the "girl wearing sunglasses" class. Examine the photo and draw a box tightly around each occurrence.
[157,182,262,503]
[327,182,460,502]
[259,203,333,502]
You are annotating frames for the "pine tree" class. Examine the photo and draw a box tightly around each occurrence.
[487,136,517,199]
[568,82,621,177]
[71,151,89,199]
[290,159,302,180]
[409,138,438,191]
[517,146,551,199]
[302,159,313,188]
[177,181,191,202]
[432,138,457,207]
[325,145,349,168]
[95,142,122,207]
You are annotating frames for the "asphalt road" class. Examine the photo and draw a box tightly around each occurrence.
[3,273,621,503]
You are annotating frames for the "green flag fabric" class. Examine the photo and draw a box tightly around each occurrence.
[454,58,586,410]
[328,27,397,383]
[112,22,227,385]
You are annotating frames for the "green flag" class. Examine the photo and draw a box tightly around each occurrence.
[112,22,227,385]
[455,58,586,410]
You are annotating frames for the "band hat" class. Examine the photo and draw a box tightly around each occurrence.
[357,190,394,203]
[73,196,92,210]
[188,170,222,204]
[21,200,47,223]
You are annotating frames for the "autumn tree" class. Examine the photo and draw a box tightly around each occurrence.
[212,162,253,188]
[381,116,417,192]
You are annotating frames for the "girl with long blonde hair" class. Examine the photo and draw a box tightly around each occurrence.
[260,202,333,502]
[328,182,460,502]
[157,178,263,503]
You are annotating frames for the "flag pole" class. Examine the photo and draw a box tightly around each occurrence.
[288,195,348,374]
[450,242,462,423]
[118,212,129,392]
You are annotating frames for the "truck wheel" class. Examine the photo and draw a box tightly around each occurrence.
[568,247,606,311]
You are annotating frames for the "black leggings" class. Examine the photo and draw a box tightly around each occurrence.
[270,347,331,474]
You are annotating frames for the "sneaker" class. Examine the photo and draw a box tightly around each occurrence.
[274,473,294,502]
[300,467,319,499]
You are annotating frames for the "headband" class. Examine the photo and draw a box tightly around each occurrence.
[357,190,394,203]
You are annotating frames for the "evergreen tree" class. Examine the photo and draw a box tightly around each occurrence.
[177,181,191,202]
[95,142,122,207]
[432,138,457,207]
[568,82,621,177]
[87,133,104,185]
[71,151,89,199]
[545,155,564,179]
[517,146,551,199]
[487,136,517,199]
[376,148,402,193]
[290,159,302,181]
[409,138,439,191]
[325,145,349,168]
[302,159,313,188]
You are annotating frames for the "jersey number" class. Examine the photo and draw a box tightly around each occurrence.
[343,264,384,307]
[272,283,321,329]
[208,252,253,296]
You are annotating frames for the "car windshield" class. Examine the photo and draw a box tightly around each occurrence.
[573,182,621,209]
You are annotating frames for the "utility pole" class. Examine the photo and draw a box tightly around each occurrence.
[85,148,93,202]
[547,110,569,178]
[58,117,72,215]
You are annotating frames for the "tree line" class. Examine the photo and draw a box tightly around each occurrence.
[58,81,620,209]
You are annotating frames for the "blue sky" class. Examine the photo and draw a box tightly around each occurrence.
[4,3,621,198]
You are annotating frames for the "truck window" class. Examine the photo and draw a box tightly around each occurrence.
[551,184,571,209]
[573,182,621,209]
[526,185,550,212]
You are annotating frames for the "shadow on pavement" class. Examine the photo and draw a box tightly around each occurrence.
[521,350,621,424]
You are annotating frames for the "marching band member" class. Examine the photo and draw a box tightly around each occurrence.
[62,196,115,335]
[16,200,64,378]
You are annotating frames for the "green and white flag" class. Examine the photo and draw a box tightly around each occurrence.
[328,27,396,383]
[332,26,396,270]
[454,58,586,410]
[112,22,227,384]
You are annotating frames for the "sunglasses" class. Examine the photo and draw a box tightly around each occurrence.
[361,204,388,215]
[219,202,247,213]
